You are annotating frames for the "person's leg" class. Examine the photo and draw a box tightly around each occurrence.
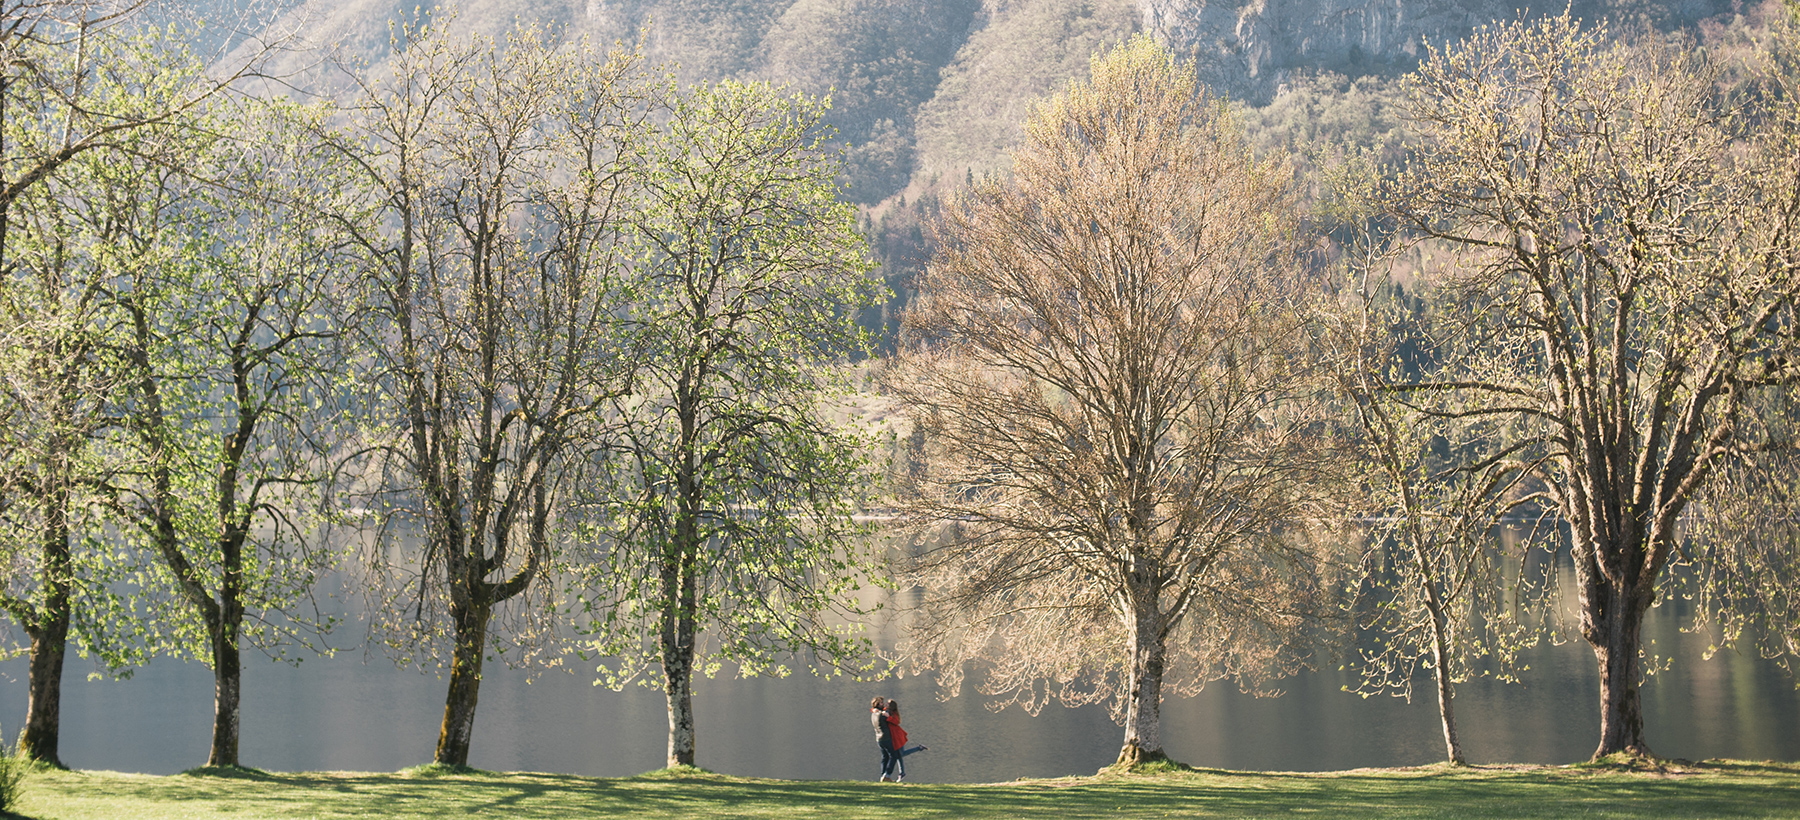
[899,745,927,758]
[879,742,897,781]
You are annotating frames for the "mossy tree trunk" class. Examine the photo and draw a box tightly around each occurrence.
[435,598,493,767]
[21,482,71,768]
[13,354,85,770]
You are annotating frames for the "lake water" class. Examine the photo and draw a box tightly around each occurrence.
[3,595,1798,782]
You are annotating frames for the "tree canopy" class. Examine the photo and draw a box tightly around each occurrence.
[888,35,1337,766]
[1377,12,1800,759]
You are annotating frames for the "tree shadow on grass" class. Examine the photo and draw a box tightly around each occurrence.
[34,762,1800,820]
[1691,760,1800,777]
[182,765,274,779]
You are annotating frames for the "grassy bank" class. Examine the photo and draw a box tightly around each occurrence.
[6,759,1800,819]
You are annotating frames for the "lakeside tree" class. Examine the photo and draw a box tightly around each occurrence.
[585,78,887,769]
[102,97,355,769]
[1322,268,1546,765]
[0,8,265,764]
[0,0,280,244]
[1680,4,1800,702]
[1383,14,1800,760]
[886,36,1335,767]
[328,22,651,767]
[1315,163,1550,766]
[0,109,139,771]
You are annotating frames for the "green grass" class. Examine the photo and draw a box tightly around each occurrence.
[7,759,1800,819]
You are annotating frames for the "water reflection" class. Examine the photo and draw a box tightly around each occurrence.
[3,593,1798,782]
[4,524,1800,780]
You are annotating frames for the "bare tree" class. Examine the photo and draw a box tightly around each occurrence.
[1383,14,1800,760]
[886,36,1335,767]
[1321,263,1545,765]
[327,21,650,767]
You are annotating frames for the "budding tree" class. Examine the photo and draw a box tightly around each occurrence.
[103,96,355,770]
[0,10,263,765]
[328,22,650,767]
[585,78,888,769]
[1383,14,1800,760]
[1322,272,1546,766]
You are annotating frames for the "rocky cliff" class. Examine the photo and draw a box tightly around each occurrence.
[1143,0,1746,104]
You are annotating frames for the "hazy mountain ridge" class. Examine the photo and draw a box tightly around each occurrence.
[222,0,1773,289]
[239,0,1762,190]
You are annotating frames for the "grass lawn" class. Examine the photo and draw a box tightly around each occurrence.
[6,759,1800,819]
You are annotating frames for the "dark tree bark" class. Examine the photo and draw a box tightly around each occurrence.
[204,520,248,768]
[17,363,85,770]
[22,613,68,767]
[435,598,491,767]
[21,487,71,768]
[1581,549,1654,757]
[207,605,243,768]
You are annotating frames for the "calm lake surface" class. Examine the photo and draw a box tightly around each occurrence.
[4,594,1799,782]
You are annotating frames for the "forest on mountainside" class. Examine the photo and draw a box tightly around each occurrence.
[177,0,1785,333]
[215,0,1777,225]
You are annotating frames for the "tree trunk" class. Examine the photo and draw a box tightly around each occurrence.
[207,605,244,767]
[23,613,68,768]
[1116,596,1168,767]
[23,484,72,768]
[662,626,696,768]
[435,598,491,767]
[661,548,698,768]
[1423,585,1465,765]
[663,388,701,770]
[1587,582,1651,759]
[1429,617,1464,765]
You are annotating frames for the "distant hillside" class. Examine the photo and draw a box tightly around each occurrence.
[1155,0,1750,105]
[218,0,1779,312]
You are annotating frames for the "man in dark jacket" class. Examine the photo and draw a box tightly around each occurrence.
[871,696,897,781]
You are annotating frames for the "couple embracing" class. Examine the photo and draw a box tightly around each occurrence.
[870,696,927,782]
